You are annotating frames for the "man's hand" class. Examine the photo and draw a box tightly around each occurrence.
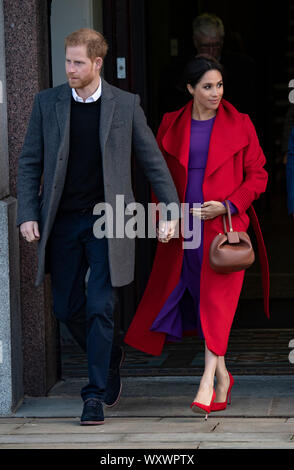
[190,201,226,220]
[20,221,40,243]
[157,219,178,243]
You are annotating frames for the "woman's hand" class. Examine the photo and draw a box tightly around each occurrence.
[157,219,178,243]
[190,201,226,220]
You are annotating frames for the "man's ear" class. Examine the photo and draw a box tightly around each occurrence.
[95,57,103,72]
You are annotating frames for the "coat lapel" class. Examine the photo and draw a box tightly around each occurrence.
[55,83,71,140]
[204,99,249,179]
[100,79,115,157]
[161,98,249,179]
[162,100,193,169]
[55,84,71,166]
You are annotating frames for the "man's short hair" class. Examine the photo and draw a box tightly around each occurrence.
[65,28,109,60]
[193,13,225,39]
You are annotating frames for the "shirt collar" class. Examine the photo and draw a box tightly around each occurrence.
[72,79,102,103]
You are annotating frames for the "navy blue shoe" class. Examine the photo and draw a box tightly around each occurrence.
[104,346,125,408]
[80,398,104,425]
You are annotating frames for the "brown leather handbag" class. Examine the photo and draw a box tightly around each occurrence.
[209,200,255,273]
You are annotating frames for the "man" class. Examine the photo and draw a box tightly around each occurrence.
[17,28,179,425]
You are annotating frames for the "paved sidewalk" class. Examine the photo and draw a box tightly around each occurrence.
[0,376,293,449]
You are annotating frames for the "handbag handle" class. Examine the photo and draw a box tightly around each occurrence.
[222,200,240,243]
[222,200,233,233]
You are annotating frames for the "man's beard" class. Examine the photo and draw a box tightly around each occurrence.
[67,74,94,89]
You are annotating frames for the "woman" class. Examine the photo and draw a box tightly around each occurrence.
[124,55,269,418]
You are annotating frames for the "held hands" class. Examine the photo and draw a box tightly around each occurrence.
[156,201,226,243]
[157,219,178,243]
[20,221,40,243]
[190,201,226,220]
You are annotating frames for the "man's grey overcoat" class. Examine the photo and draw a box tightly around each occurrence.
[17,79,180,287]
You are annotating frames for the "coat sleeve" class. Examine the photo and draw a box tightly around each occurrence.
[151,113,169,207]
[150,113,175,225]
[286,126,294,215]
[132,95,180,220]
[227,114,268,213]
[16,93,44,226]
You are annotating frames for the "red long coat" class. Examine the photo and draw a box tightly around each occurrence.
[124,99,269,357]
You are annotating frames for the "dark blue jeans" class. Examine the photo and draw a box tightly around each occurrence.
[48,208,116,401]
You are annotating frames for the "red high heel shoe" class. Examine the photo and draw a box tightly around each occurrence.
[190,389,216,420]
[211,372,234,411]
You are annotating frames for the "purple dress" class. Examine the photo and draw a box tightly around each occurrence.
[150,117,237,342]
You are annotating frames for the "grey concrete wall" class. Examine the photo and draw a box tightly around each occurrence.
[3,0,59,397]
[0,0,23,415]
[0,198,23,415]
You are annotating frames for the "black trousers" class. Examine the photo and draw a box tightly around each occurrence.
[48,208,119,401]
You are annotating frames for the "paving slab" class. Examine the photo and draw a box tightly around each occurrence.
[122,432,293,443]
[270,397,294,415]
[0,443,200,449]
[9,418,216,434]
[0,423,25,433]
[215,418,294,433]
[209,397,273,417]
[0,433,124,444]
[198,441,294,449]
[0,430,291,448]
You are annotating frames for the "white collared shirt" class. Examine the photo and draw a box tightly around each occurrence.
[72,79,102,103]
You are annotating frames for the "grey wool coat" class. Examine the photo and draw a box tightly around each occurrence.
[17,79,180,287]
